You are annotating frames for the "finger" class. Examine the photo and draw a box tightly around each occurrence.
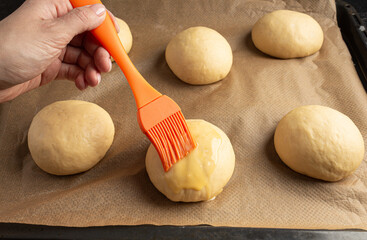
[77,50,94,70]
[56,63,86,90]
[76,73,87,90]
[60,46,92,70]
[83,33,101,56]
[54,4,106,41]
[61,45,82,64]
[84,63,101,87]
[63,0,74,13]
[94,46,112,73]
[107,10,120,33]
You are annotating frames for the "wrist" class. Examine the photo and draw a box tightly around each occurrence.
[0,50,16,90]
[0,21,16,89]
[0,19,32,89]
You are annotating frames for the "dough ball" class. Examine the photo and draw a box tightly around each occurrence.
[112,17,133,62]
[274,105,365,181]
[146,120,235,202]
[252,10,324,59]
[165,26,233,85]
[28,100,115,175]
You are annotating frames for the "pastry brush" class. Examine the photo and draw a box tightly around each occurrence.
[69,0,196,171]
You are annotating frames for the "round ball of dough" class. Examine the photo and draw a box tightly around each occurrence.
[252,10,324,59]
[165,26,233,85]
[274,105,365,181]
[28,100,115,175]
[146,120,235,202]
[112,17,133,62]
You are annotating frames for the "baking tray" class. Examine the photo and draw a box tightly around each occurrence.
[0,0,367,239]
[1,223,367,240]
[337,0,367,92]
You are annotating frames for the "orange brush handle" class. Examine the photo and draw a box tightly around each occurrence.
[69,0,161,109]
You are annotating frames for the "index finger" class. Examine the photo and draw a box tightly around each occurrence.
[107,10,120,33]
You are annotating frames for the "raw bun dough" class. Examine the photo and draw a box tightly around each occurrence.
[111,17,133,62]
[28,100,115,176]
[165,26,233,85]
[145,120,235,202]
[252,10,324,59]
[274,105,365,181]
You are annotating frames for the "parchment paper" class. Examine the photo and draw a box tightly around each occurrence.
[0,0,366,229]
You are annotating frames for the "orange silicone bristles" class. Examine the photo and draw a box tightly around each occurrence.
[138,95,196,171]
[147,112,195,171]
[70,0,196,171]
[146,112,196,171]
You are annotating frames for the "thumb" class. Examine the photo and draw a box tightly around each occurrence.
[56,4,106,39]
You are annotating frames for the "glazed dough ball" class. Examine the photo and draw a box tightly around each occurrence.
[274,105,365,181]
[252,10,324,58]
[146,120,235,202]
[28,100,115,175]
[165,26,233,85]
[112,17,133,62]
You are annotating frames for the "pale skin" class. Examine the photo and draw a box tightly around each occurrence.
[0,0,120,103]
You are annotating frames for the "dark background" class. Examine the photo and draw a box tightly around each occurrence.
[0,0,366,239]
[346,0,367,21]
[1,0,367,22]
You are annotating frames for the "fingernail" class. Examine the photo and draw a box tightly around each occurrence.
[79,80,86,90]
[116,22,121,33]
[108,60,112,72]
[97,73,101,85]
[90,4,106,16]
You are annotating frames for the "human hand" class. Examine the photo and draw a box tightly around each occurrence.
[0,0,120,103]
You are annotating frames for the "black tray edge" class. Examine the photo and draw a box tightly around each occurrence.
[1,1,367,239]
[1,223,367,240]
[336,0,367,92]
